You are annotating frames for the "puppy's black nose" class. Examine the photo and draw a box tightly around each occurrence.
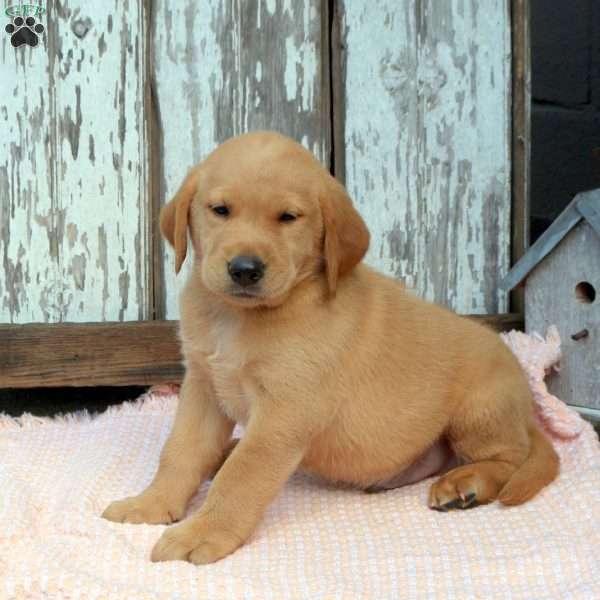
[228,256,265,287]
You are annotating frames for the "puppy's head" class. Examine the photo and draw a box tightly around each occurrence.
[160,131,369,307]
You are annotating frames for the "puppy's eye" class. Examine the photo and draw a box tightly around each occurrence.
[279,212,297,223]
[211,205,230,217]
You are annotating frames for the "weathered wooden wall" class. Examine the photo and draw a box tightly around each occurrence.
[1,0,150,323]
[1,0,513,324]
[152,0,331,319]
[338,0,511,314]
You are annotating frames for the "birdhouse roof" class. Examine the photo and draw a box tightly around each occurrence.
[501,189,600,291]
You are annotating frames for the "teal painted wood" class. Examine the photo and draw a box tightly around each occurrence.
[1,0,515,325]
[339,0,511,314]
[0,1,150,323]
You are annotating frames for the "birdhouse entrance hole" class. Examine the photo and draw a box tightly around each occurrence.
[575,281,596,304]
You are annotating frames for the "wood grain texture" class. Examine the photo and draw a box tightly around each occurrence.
[1,7,54,323]
[152,0,331,319]
[0,321,184,388]
[525,223,600,409]
[330,0,346,184]
[338,0,511,315]
[510,0,530,315]
[0,313,522,388]
[0,1,150,323]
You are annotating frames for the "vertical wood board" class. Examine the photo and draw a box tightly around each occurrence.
[1,4,55,323]
[339,0,511,314]
[153,0,331,319]
[1,1,150,323]
[510,0,530,315]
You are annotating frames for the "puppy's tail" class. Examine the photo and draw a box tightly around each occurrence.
[497,425,559,506]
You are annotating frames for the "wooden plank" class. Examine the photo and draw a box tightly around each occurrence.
[330,0,346,183]
[1,7,54,323]
[510,0,530,315]
[525,223,600,410]
[419,0,511,314]
[51,1,151,322]
[145,0,161,321]
[0,313,523,388]
[338,0,511,315]
[0,321,184,388]
[0,1,150,323]
[152,0,331,319]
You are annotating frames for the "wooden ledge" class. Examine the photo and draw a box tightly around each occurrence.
[0,321,184,388]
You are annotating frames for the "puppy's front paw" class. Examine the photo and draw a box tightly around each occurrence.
[102,492,185,525]
[151,518,243,564]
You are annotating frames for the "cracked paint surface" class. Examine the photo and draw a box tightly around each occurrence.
[1,0,511,323]
[341,0,510,314]
[1,0,150,323]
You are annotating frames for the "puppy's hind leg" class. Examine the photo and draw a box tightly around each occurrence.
[428,375,557,511]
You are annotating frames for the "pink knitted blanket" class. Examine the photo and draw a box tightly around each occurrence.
[1,329,599,599]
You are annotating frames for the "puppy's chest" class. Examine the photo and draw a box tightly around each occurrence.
[203,316,254,424]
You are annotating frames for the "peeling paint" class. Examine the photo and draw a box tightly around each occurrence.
[1,0,507,324]
[1,0,149,323]
[118,269,130,321]
[71,253,86,290]
[61,84,82,159]
[265,0,276,16]
[96,225,109,320]
[88,133,95,163]
[284,35,298,101]
[342,0,510,314]
[66,222,78,248]
[98,32,107,57]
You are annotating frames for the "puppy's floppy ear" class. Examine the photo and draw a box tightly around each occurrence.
[159,167,200,274]
[320,175,370,295]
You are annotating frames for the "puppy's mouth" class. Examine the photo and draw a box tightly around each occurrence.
[225,284,290,306]
[227,287,263,300]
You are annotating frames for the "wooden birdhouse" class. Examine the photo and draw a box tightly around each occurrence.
[502,190,600,414]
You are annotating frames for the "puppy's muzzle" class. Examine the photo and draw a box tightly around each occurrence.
[227,255,265,288]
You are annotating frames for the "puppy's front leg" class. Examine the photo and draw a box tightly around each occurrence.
[102,368,233,525]
[151,412,307,564]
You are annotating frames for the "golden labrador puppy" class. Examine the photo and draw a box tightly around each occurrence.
[103,131,559,564]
